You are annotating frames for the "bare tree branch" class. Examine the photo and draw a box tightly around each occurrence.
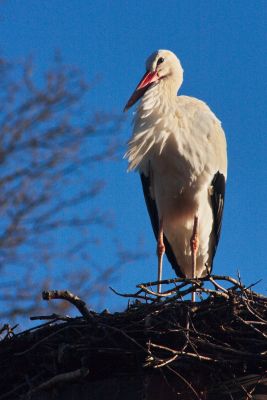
[0,54,124,320]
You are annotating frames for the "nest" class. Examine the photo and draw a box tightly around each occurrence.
[0,275,266,400]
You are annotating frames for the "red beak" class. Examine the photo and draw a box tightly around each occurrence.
[124,70,159,112]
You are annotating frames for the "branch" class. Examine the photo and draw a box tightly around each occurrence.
[29,367,89,395]
[42,290,92,320]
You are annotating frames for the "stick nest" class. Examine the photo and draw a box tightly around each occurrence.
[0,275,266,399]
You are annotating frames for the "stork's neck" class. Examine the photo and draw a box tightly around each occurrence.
[127,79,180,172]
[138,79,178,118]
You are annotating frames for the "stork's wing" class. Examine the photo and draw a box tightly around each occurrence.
[140,173,184,278]
[210,171,226,261]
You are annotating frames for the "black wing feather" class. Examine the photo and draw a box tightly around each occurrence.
[210,171,226,262]
[140,173,184,278]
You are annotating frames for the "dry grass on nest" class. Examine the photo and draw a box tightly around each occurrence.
[0,275,266,399]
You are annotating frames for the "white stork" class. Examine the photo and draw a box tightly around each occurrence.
[124,50,227,297]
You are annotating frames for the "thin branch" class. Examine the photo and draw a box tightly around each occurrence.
[42,290,92,320]
[27,368,89,396]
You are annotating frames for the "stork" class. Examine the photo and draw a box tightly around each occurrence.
[124,50,227,299]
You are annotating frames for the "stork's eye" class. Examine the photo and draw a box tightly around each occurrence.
[157,57,165,65]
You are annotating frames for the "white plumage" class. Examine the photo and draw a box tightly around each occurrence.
[124,50,227,290]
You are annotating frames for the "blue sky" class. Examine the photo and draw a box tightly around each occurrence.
[0,1,266,311]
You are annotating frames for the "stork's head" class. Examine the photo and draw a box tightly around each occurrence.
[124,50,183,111]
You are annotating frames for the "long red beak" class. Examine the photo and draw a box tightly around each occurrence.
[124,70,159,112]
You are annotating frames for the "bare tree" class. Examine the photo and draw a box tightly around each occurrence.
[0,54,124,321]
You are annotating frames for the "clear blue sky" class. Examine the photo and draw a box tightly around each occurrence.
[0,0,266,310]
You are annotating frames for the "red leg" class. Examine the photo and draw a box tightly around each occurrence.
[190,216,199,301]
[157,218,165,293]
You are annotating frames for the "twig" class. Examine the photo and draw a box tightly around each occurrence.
[208,276,228,293]
[195,287,229,299]
[138,285,176,297]
[245,279,262,291]
[99,323,148,353]
[137,276,202,288]
[110,274,267,304]
[149,342,217,363]
[195,337,267,359]
[109,286,155,302]
[27,367,89,395]
[15,324,83,356]
[154,354,178,368]
[235,315,267,339]
[30,313,72,322]
[42,290,92,319]
[166,365,201,400]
